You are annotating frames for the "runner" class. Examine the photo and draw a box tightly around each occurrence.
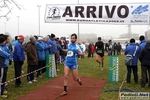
[95,37,104,71]
[58,33,84,96]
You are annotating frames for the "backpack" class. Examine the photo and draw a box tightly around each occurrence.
[125,46,138,66]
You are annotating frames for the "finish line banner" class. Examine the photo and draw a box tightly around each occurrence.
[45,3,150,25]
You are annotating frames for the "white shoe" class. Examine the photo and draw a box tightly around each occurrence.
[22,71,24,74]
[101,67,104,71]
[32,79,38,82]
[28,81,32,84]
[38,75,42,78]
[57,69,60,71]
[5,83,8,86]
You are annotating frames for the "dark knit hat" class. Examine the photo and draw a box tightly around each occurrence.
[98,37,101,40]
[51,33,55,38]
[0,36,5,43]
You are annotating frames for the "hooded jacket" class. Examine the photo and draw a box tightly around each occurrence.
[48,39,57,54]
[13,42,25,62]
[139,44,150,67]
[124,43,140,66]
[4,44,13,67]
[36,41,45,61]
[0,44,10,68]
[26,42,38,65]
[43,40,50,57]
[138,40,146,52]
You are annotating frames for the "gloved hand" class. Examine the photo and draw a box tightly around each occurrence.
[58,46,62,51]
[72,49,78,54]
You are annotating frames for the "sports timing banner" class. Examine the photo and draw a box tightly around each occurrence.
[45,3,150,25]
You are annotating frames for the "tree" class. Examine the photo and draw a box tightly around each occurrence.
[0,0,22,20]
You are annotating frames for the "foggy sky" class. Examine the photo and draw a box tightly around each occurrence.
[0,0,150,40]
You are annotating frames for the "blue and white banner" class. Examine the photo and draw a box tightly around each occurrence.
[45,3,150,25]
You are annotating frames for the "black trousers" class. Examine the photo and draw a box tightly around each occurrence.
[88,51,91,58]
[3,67,8,86]
[91,53,94,58]
[126,65,138,83]
[14,61,23,85]
[141,66,150,87]
[117,50,121,55]
[37,61,44,77]
[113,50,116,55]
[27,65,36,82]
[0,67,7,95]
[81,55,84,59]
[55,54,57,70]
[42,60,46,73]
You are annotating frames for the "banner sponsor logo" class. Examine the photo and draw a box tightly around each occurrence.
[47,7,61,20]
[130,5,149,24]
[45,4,149,25]
[132,5,149,14]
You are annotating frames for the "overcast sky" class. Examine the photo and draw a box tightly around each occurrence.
[0,0,150,39]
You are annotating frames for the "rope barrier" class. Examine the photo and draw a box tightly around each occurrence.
[0,66,46,86]
[118,72,127,100]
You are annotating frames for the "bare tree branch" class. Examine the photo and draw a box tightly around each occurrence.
[0,0,22,20]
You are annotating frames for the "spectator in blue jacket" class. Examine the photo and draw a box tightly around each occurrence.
[3,35,12,92]
[139,40,150,88]
[13,35,25,87]
[48,34,56,54]
[36,37,45,78]
[12,36,18,46]
[0,36,10,98]
[48,34,59,71]
[42,36,51,73]
[138,35,148,83]
[124,38,140,83]
[138,35,146,52]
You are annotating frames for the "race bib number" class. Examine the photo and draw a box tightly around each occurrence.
[67,51,73,57]
[97,50,102,53]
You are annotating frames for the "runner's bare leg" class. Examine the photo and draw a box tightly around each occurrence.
[64,66,70,86]
[96,54,100,67]
[101,57,104,67]
[72,68,78,81]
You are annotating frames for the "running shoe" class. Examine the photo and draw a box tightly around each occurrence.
[32,79,38,82]
[57,69,60,72]
[3,90,8,94]
[28,81,32,84]
[77,78,82,85]
[60,91,67,96]
[101,67,103,71]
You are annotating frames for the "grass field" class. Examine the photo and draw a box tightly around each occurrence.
[0,53,150,100]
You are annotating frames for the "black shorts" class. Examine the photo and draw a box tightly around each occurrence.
[97,53,104,57]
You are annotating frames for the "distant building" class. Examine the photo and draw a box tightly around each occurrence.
[119,33,139,39]
[112,33,139,44]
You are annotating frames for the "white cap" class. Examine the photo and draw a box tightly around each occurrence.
[38,37,43,40]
